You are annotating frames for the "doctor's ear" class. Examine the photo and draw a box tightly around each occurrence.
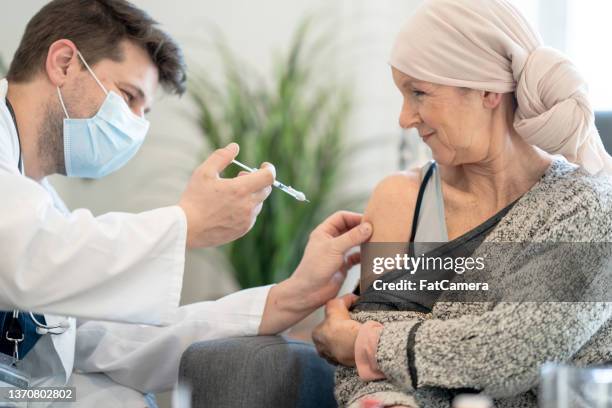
[482,91,504,109]
[45,39,79,87]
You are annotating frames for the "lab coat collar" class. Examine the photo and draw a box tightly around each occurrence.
[0,79,7,100]
[0,78,22,174]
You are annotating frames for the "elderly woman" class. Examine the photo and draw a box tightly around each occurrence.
[313,0,612,407]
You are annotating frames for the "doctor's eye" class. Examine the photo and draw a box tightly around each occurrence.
[120,89,135,104]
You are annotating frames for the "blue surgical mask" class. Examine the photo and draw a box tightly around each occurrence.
[57,51,150,179]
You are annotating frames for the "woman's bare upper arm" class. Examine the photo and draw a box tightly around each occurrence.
[363,169,421,242]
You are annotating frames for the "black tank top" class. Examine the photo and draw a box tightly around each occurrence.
[353,163,518,312]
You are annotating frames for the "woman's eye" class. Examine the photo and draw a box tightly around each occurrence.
[412,89,425,97]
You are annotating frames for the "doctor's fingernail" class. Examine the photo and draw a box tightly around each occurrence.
[226,142,239,153]
[359,223,372,235]
[262,162,276,177]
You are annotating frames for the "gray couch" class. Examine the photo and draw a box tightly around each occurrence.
[179,336,337,408]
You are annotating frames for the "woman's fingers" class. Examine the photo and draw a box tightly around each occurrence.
[348,251,361,265]
[361,400,411,408]
[312,323,331,361]
[313,315,345,366]
[340,293,359,308]
[361,398,384,408]
[320,350,340,366]
[325,294,358,318]
[313,302,361,367]
[339,251,361,275]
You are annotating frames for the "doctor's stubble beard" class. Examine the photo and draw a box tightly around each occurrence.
[38,100,66,176]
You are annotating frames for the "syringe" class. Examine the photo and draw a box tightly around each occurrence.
[231,160,310,202]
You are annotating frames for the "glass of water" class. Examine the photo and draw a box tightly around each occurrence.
[539,362,612,408]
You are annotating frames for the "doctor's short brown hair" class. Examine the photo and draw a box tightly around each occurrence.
[6,0,186,95]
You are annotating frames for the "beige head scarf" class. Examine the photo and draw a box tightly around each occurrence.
[390,0,612,175]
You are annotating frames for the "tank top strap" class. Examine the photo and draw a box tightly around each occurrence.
[409,160,449,243]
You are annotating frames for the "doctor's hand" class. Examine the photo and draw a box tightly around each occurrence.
[290,211,372,307]
[258,211,372,335]
[179,143,275,248]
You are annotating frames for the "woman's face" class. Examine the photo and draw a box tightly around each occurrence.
[392,67,497,166]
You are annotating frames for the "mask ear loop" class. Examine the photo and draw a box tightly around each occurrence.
[57,87,70,119]
[76,51,109,96]
[57,50,109,120]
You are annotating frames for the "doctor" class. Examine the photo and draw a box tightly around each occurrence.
[0,0,372,406]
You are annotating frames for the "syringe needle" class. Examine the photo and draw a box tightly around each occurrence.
[231,159,309,202]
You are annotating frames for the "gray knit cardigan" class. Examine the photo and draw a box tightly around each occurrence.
[335,158,612,408]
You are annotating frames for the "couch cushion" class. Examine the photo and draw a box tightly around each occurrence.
[179,336,337,408]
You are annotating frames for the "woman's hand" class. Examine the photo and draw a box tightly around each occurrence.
[361,399,408,408]
[258,211,372,335]
[312,293,361,366]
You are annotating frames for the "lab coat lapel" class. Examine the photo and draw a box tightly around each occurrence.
[1,78,75,385]
[46,315,76,384]
[40,182,76,384]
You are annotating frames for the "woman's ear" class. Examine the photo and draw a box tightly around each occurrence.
[482,91,503,109]
[45,39,79,87]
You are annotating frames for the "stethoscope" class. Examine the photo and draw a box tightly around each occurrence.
[5,97,69,336]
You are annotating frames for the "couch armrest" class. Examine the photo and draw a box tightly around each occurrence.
[179,336,337,408]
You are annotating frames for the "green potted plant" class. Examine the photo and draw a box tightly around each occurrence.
[188,19,364,288]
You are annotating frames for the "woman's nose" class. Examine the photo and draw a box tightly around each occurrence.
[399,100,421,129]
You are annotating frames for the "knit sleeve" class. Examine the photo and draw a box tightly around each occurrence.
[377,301,611,397]
[375,237,612,396]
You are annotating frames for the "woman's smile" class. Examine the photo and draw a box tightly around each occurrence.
[421,131,435,141]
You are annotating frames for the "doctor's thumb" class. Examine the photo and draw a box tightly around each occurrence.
[201,142,240,175]
[333,222,372,253]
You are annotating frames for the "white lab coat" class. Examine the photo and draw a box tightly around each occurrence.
[0,78,272,407]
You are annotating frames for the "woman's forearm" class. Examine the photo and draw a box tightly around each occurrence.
[377,302,612,397]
